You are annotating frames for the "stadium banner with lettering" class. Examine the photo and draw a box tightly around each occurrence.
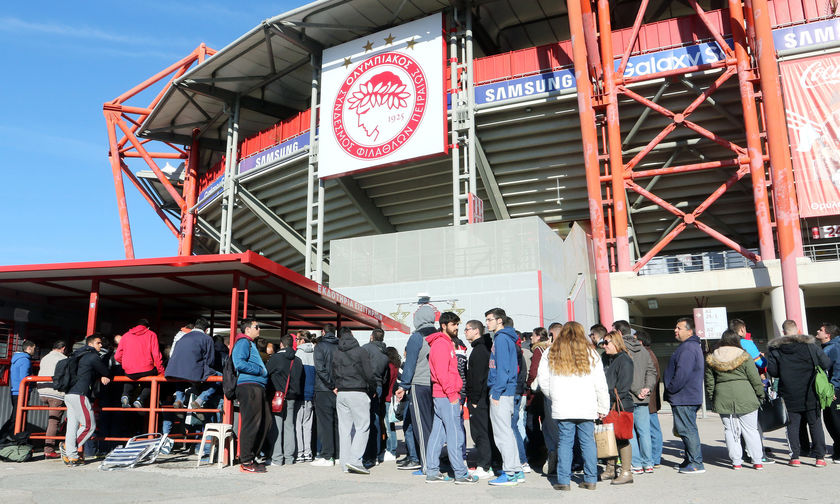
[779,52,840,218]
[318,13,446,179]
[238,131,310,176]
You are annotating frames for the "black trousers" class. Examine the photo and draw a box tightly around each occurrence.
[468,400,494,469]
[364,390,386,462]
[122,369,158,406]
[787,408,826,460]
[314,391,339,459]
[823,391,840,458]
[409,384,433,470]
[237,383,271,464]
[0,392,18,437]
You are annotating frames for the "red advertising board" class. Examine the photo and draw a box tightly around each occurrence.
[780,52,840,218]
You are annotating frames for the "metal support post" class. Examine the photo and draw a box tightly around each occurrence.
[465,6,479,221]
[105,112,135,259]
[568,0,614,326]
[728,0,775,261]
[749,0,803,327]
[179,129,201,256]
[220,96,241,254]
[450,13,462,226]
[86,280,99,336]
[597,0,631,271]
[305,58,320,279]
[315,179,325,284]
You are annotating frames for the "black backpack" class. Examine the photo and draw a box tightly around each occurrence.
[222,344,239,400]
[52,354,81,393]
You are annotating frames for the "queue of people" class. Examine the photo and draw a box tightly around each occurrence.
[6,311,840,492]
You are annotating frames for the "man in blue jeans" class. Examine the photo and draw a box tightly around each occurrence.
[665,317,705,474]
[424,312,478,484]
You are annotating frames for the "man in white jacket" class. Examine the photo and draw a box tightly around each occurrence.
[37,340,67,459]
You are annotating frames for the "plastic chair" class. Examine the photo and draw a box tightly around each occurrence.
[196,423,234,468]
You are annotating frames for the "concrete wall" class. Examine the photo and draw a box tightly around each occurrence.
[330,217,596,350]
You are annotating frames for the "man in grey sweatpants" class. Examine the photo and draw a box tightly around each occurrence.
[332,327,375,474]
[485,309,524,486]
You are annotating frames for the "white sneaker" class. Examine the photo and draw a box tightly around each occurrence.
[310,457,335,467]
[471,467,494,479]
[521,462,532,473]
[382,452,397,462]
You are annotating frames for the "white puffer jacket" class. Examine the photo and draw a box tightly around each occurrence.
[535,348,610,420]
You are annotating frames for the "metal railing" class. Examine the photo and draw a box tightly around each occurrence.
[637,248,760,275]
[804,242,840,262]
[14,375,224,445]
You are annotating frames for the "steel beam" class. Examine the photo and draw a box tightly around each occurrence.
[334,177,395,233]
[749,0,804,329]
[179,82,297,118]
[568,0,614,326]
[236,186,330,275]
[474,137,510,220]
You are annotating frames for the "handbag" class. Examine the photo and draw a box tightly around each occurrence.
[807,344,835,410]
[271,361,294,414]
[594,423,618,458]
[603,388,634,440]
[758,390,788,432]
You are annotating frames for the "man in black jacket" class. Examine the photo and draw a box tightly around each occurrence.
[465,319,496,479]
[362,328,389,466]
[311,324,340,466]
[61,335,111,466]
[267,334,304,466]
[332,327,374,474]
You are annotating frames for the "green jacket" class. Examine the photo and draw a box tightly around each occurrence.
[705,346,765,415]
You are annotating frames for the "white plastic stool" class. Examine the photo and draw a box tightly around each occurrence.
[196,423,234,468]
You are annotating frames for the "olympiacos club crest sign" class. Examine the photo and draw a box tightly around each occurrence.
[319,14,446,178]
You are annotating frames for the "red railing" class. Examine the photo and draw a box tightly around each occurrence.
[15,375,223,444]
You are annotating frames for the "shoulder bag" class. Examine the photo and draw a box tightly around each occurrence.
[603,388,634,440]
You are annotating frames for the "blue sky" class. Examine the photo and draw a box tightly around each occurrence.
[0,1,300,265]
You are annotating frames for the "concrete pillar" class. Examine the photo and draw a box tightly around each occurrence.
[770,286,808,338]
[612,297,630,324]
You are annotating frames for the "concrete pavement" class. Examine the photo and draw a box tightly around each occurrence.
[1,411,837,504]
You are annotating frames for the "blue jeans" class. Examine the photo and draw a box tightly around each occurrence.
[426,398,469,479]
[630,405,652,468]
[512,395,527,464]
[556,419,597,485]
[404,417,419,462]
[650,412,663,465]
[672,405,703,468]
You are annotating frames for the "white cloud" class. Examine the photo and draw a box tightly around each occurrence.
[0,16,191,47]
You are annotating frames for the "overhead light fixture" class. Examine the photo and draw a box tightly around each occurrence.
[647,298,659,309]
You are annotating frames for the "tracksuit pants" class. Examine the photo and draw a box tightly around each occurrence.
[64,394,96,459]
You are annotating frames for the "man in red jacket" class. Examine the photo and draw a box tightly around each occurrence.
[114,319,164,408]
[424,312,478,484]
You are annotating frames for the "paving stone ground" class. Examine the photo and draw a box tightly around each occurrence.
[2,410,837,504]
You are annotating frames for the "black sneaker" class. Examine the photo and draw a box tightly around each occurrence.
[398,459,422,470]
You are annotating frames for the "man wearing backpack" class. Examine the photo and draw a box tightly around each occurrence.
[61,335,111,466]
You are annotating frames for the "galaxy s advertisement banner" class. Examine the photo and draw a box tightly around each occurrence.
[780,52,840,218]
[318,13,446,179]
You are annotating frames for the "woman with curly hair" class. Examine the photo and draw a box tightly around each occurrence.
[535,321,609,491]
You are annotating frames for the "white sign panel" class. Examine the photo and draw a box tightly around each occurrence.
[693,307,728,340]
[319,13,446,178]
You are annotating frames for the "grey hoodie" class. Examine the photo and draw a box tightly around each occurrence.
[399,304,436,388]
[296,342,315,367]
[623,334,657,404]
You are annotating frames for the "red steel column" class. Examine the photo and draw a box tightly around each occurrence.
[179,129,200,256]
[568,0,614,326]
[223,272,239,459]
[728,0,775,261]
[86,280,99,336]
[597,0,631,271]
[105,111,135,259]
[749,0,803,327]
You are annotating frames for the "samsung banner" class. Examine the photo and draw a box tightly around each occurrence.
[779,51,840,218]
[318,13,447,179]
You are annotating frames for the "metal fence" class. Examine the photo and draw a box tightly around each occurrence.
[637,249,760,276]
[804,242,840,262]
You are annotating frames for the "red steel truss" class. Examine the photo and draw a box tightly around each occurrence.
[103,44,216,259]
[568,0,805,328]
